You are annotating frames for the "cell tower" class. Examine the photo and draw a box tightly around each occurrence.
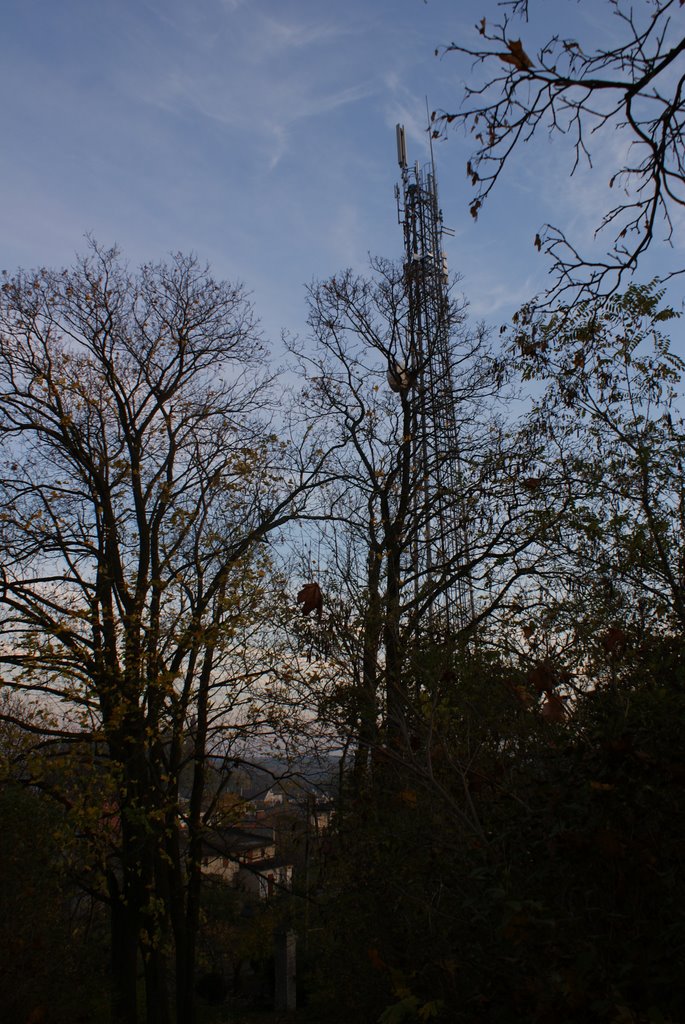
[394,123,474,634]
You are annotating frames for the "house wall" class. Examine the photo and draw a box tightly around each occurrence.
[238,862,293,899]
[201,855,239,884]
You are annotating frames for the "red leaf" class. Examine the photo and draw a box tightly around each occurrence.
[297,582,323,621]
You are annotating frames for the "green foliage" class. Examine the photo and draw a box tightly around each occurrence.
[0,781,110,1023]
[199,881,281,974]
[501,282,685,678]
[2,233,684,1024]
[306,647,685,1023]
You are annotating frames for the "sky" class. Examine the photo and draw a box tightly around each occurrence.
[2,0,683,354]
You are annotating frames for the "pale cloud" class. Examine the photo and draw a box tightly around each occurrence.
[256,14,356,52]
[381,72,433,163]
[529,119,685,284]
[284,80,373,122]
[328,203,368,270]
[115,2,378,175]
[465,267,542,320]
[133,50,375,175]
[139,66,373,172]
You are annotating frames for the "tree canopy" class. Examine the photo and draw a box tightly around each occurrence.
[0,243,328,1024]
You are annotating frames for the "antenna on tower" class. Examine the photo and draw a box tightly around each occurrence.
[396,123,407,169]
[426,96,437,180]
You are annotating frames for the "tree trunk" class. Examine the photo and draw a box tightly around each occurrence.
[143,946,171,1024]
[173,638,216,1024]
[353,541,383,791]
[108,870,139,1024]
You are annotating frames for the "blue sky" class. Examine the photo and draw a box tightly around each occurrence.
[2,0,683,351]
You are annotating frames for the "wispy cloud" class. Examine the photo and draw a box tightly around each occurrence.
[126,7,377,174]
[256,14,356,53]
[328,203,368,270]
[465,270,542,320]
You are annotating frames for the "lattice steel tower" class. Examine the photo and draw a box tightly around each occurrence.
[394,124,474,634]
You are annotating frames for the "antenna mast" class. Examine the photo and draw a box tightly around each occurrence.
[394,124,474,634]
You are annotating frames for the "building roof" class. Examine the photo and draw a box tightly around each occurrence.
[201,826,275,859]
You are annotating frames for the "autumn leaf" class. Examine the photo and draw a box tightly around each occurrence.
[419,1001,445,1021]
[512,683,534,707]
[297,581,323,621]
[478,17,486,36]
[368,947,386,971]
[602,624,627,656]
[398,788,418,808]
[528,661,555,692]
[499,39,533,71]
[541,693,566,722]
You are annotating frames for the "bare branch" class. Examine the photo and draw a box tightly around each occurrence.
[437,0,685,303]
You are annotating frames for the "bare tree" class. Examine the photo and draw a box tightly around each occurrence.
[437,0,685,302]
[290,259,555,779]
[0,244,328,1024]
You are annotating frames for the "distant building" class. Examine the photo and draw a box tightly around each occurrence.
[200,826,292,898]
